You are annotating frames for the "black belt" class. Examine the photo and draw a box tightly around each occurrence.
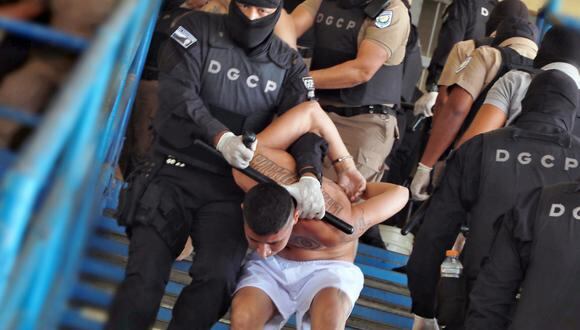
[324,104,397,117]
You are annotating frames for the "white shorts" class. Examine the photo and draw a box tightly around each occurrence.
[235,253,364,330]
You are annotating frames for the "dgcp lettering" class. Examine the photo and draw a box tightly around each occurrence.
[495,149,579,170]
[316,13,357,30]
[549,204,580,220]
[207,60,278,93]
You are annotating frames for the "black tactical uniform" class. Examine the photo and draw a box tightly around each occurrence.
[407,70,580,325]
[467,182,580,330]
[425,0,497,92]
[106,2,325,329]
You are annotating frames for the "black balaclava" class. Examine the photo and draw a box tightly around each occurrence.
[516,70,579,133]
[228,0,282,54]
[492,16,538,46]
[534,25,580,69]
[485,0,529,36]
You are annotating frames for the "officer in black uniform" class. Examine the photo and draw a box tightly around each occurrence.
[407,69,580,328]
[424,0,498,95]
[105,0,344,328]
[468,184,580,329]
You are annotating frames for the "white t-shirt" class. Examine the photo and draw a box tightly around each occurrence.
[483,62,580,126]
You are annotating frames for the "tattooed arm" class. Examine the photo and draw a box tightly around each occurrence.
[340,182,409,243]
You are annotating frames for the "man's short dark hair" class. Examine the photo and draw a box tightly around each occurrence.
[243,183,295,236]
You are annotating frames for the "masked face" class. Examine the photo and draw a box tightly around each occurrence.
[228,1,281,50]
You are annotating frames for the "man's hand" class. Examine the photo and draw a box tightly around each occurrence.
[283,176,325,219]
[216,132,257,169]
[336,167,366,201]
[413,92,438,117]
[410,162,432,201]
[412,314,440,330]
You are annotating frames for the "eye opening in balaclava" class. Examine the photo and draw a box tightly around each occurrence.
[517,70,580,133]
[492,16,538,46]
[228,0,282,54]
[534,24,580,69]
[485,0,529,36]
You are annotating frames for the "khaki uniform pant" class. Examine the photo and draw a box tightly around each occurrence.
[323,112,398,183]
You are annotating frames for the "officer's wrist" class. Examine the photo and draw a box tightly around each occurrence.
[214,130,230,148]
[333,156,356,174]
[298,166,322,184]
[425,83,439,93]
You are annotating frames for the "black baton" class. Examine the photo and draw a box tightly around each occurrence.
[401,197,430,235]
[194,134,355,235]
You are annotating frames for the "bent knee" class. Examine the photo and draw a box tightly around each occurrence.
[230,306,265,330]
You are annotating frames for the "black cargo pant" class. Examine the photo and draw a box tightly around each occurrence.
[106,163,247,330]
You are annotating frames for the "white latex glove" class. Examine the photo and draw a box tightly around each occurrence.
[283,176,325,219]
[413,92,438,117]
[412,314,440,330]
[410,162,432,201]
[216,132,257,169]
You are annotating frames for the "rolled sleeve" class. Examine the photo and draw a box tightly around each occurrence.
[455,47,501,100]
[362,0,410,64]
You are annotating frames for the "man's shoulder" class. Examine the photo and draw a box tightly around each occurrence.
[166,11,229,50]
[268,37,304,70]
[170,10,226,37]
[499,69,532,88]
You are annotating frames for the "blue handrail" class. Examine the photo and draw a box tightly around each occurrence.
[0,16,89,52]
[0,0,162,327]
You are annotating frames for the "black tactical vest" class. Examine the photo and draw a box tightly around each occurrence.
[462,128,580,280]
[456,46,534,143]
[199,26,286,135]
[156,16,288,173]
[511,182,580,329]
[310,0,403,106]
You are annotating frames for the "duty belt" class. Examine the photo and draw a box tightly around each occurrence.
[324,104,397,117]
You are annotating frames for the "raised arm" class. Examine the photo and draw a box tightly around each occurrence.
[258,101,350,162]
[290,0,320,38]
[350,182,409,239]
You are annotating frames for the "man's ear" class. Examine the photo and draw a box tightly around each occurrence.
[240,203,244,210]
[292,208,300,224]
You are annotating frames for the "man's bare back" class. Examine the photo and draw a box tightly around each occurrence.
[234,145,402,262]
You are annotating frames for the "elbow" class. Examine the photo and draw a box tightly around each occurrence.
[396,185,410,210]
[447,103,469,118]
[353,67,375,85]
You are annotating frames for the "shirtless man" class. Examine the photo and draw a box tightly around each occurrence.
[230,101,409,329]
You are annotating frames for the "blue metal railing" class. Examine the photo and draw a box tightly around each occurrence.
[0,0,162,328]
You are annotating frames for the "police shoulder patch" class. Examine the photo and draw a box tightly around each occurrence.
[302,76,316,100]
[375,10,393,29]
[455,56,473,74]
[171,26,197,49]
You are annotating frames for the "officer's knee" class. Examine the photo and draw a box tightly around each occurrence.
[191,258,239,289]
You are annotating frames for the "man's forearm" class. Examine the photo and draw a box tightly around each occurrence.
[310,61,372,89]
[420,88,473,167]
